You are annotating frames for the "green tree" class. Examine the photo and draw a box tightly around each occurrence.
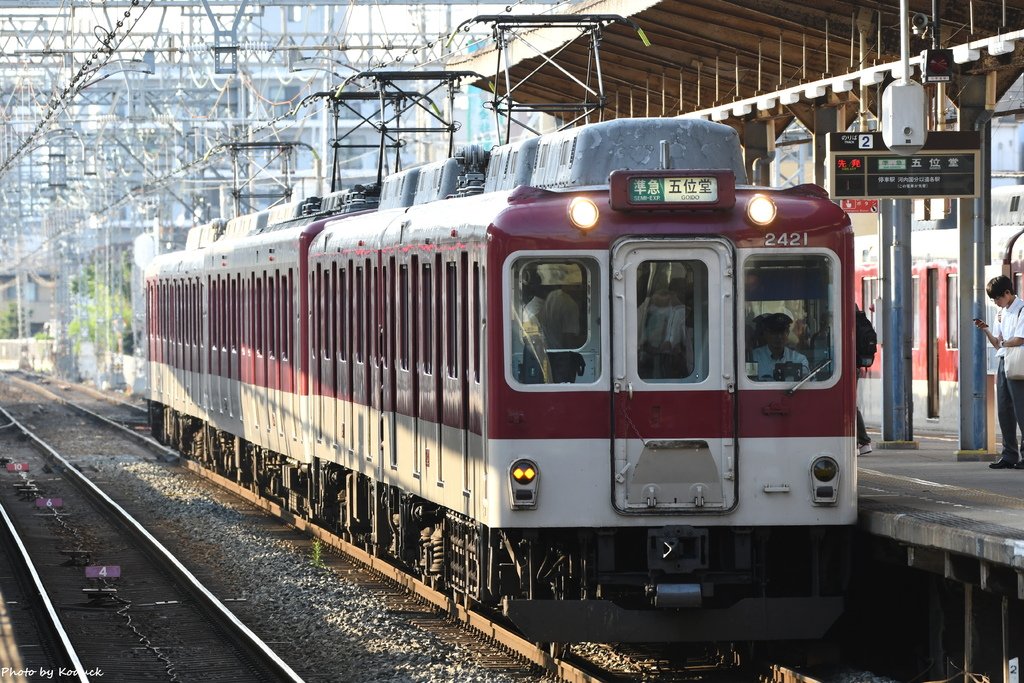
[68,250,135,356]
[0,303,18,339]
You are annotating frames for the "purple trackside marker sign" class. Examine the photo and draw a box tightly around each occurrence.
[85,565,121,579]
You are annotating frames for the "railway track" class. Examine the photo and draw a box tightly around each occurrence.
[0,463,87,681]
[0,386,304,681]
[2,372,837,682]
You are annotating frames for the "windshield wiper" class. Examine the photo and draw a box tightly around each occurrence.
[785,358,832,396]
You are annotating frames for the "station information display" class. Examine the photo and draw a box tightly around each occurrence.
[827,131,980,200]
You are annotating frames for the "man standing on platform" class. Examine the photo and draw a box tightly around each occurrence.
[975,274,1024,469]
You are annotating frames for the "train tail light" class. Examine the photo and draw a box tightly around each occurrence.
[746,194,777,226]
[568,197,600,230]
[509,459,539,509]
[810,456,839,505]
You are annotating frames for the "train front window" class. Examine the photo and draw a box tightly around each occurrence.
[509,257,600,386]
[635,260,707,383]
[743,254,836,383]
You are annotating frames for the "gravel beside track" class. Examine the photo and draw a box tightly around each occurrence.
[100,455,545,683]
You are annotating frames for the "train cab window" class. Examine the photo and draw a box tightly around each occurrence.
[509,257,600,386]
[743,254,837,384]
[635,260,706,383]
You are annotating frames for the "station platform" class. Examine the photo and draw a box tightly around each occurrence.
[858,431,1024,589]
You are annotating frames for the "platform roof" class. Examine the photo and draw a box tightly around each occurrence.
[448,0,1024,137]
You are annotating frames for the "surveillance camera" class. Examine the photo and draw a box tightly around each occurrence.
[911,13,930,33]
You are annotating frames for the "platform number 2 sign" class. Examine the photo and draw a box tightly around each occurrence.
[1010,657,1019,683]
[858,135,874,150]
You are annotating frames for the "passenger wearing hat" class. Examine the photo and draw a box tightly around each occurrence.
[751,313,809,381]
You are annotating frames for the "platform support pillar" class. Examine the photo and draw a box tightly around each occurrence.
[957,72,996,454]
[1001,596,1010,683]
[964,583,974,683]
[743,119,775,187]
[812,106,846,188]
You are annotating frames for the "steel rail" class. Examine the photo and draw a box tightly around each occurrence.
[0,498,88,682]
[0,403,304,683]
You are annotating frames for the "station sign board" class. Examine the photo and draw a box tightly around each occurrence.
[828,131,980,200]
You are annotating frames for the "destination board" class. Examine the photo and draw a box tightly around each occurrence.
[827,132,980,200]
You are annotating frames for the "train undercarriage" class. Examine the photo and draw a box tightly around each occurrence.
[151,402,852,644]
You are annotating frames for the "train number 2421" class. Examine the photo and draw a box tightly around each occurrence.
[764,232,808,247]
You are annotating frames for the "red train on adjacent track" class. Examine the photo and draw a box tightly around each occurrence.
[856,185,1024,432]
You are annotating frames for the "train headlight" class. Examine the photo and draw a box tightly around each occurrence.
[509,459,539,509]
[810,456,839,505]
[568,197,600,231]
[746,194,777,226]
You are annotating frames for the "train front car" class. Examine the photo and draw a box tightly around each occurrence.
[483,119,856,644]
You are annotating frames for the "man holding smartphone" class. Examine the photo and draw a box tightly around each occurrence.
[975,274,1024,469]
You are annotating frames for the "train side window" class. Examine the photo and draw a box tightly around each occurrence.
[946,274,959,349]
[635,259,706,383]
[231,277,239,372]
[509,257,600,386]
[422,261,433,375]
[220,275,227,353]
[446,261,458,379]
[254,276,260,359]
[399,264,410,370]
[473,263,483,383]
[384,258,395,371]
[338,265,348,362]
[743,254,836,384]
[312,266,320,365]
[269,274,278,360]
[355,265,365,363]
[322,269,331,361]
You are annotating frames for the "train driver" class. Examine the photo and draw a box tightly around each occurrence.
[751,313,810,381]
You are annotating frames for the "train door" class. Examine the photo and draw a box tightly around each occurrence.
[417,256,441,494]
[230,277,239,419]
[379,257,397,479]
[440,254,469,508]
[353,260,372,464]
[212,275,224,416]
[337,263,353,463]
[926,268,940,418]
[610,238,736,512]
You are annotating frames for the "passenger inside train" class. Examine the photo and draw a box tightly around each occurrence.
[636,261,699,383]
[511,258,596,385]
[744,254,837,382]
[638,285,690,379]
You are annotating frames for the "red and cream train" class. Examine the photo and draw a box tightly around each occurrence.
[145,117,858,645]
